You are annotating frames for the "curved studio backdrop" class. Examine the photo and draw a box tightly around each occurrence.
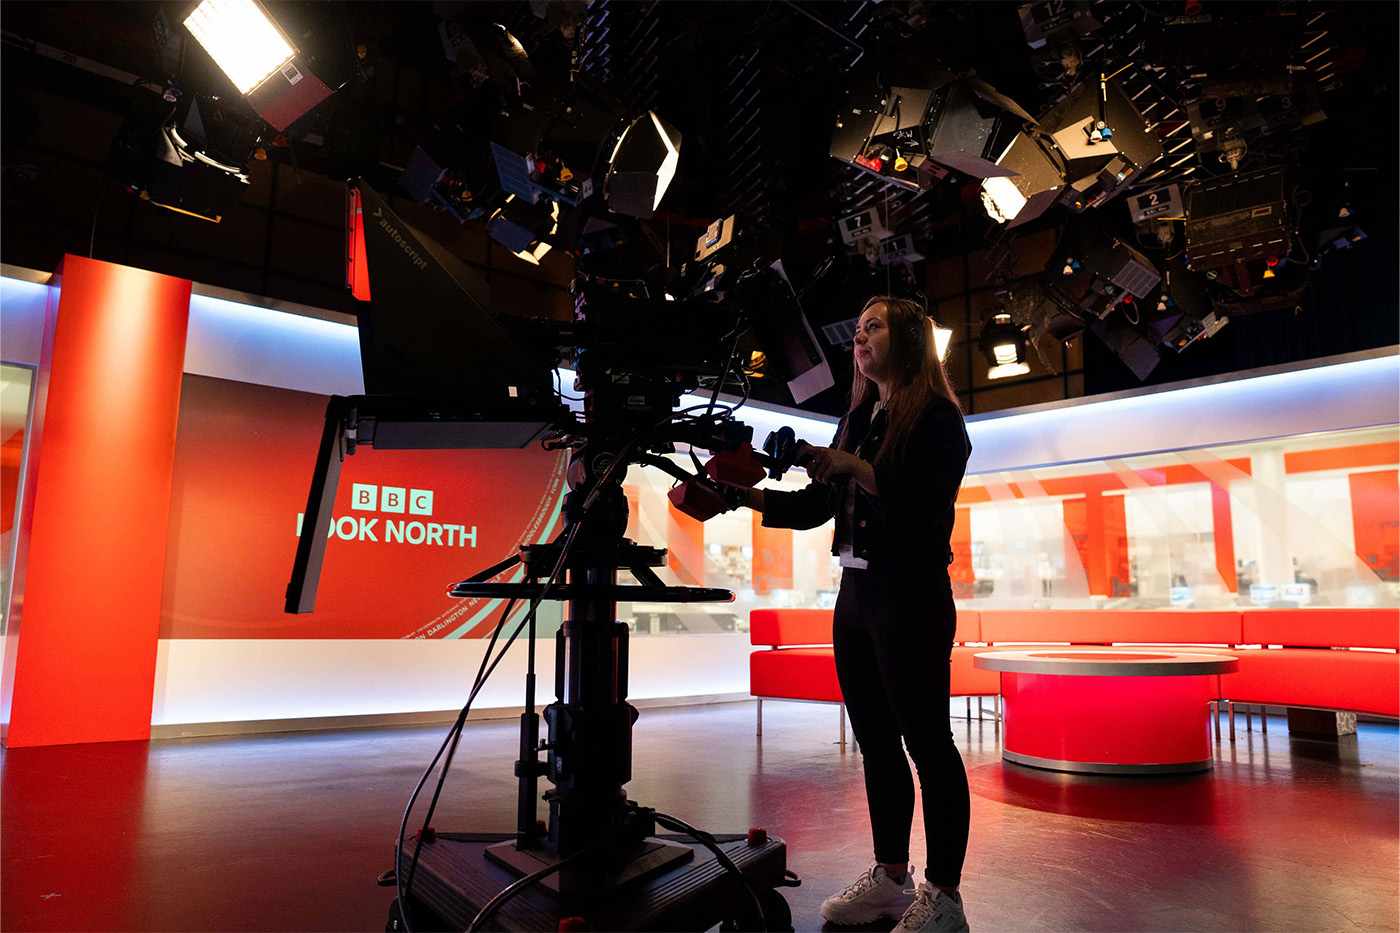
[2,270,1396,732]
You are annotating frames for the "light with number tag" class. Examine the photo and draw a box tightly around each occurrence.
[1128,185,1182,224]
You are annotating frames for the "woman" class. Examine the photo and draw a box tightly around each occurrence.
[742,296,972,932]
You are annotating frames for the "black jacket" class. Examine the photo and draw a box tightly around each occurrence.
[761,394,971,573]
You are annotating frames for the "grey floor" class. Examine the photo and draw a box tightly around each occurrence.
[3,701,1397,931]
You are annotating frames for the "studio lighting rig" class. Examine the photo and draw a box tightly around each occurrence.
[831,67,1036,191]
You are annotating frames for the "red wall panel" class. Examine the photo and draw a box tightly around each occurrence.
[1063,493,1130,598]
[1348,469,1399,582]
[751,513,792,595]
[3,257,191,747]
[667,500,705,585]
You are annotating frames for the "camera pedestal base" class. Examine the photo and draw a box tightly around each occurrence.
[395,832,790,931]
[483,836,695,894]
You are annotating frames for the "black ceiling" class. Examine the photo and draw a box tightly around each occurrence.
[2,1,1397,414]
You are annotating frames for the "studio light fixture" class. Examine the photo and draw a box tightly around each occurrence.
[981,74,1162,227]
[184,0,350,131]
[487,196,560,266]
[605,111,682,219]
[1043,78,1161,212]
[1042,221,1161,321]
[933,322,954,361]
[980,312,1029,378]
[490,78,629,210]
[1184,165,1291,297]
[823,311,952,362]
[108,96,257,223]
[831,70,1034,192]
[184,0,294,95]
[979,130,1066,226]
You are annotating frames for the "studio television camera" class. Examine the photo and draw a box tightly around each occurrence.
[286,179,833,932]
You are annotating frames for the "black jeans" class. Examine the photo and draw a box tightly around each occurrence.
[832,563,970,887]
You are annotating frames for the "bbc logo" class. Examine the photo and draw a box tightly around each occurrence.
[351,484,433,516]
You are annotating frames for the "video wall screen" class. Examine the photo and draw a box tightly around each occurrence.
[160,375,567,639]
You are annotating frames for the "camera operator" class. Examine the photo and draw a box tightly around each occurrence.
[738,296,973,933]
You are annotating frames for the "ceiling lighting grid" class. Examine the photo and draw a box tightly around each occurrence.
[717,50,767,218]
[576,2,615,82]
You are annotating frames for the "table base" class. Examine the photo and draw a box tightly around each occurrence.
[1002,749,1215,775]
[1000,671,1217,774]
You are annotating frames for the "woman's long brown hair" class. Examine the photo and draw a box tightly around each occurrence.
[833,295,961,465]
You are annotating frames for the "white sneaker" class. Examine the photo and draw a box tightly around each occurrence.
[894,881,970,932]
[819,864,916,925]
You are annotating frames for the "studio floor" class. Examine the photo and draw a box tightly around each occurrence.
[2,701,1397,932]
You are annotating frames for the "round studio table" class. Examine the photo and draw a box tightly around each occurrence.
[973,648,1239,775]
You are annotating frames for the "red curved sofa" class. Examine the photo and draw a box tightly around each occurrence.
[749,606,1398,738]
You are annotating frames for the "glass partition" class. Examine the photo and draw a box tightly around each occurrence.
[615,423,1398,633]
[957,425,1397,610]
[2,362,37,633]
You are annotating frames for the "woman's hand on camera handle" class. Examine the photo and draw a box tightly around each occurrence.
[798,444,865,485]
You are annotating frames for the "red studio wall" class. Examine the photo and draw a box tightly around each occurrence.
[2,256,191,748]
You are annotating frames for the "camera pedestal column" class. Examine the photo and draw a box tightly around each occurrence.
[401,529,794,929]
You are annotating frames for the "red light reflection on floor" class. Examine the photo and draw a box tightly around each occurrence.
[970,762,1224,826]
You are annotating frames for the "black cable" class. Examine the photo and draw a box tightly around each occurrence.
[676,400,738,420]
[653,811,768,930]
[465,817,635,932]
[705,328,743,418]
[466,807,771,930]
[395,594,519,924]
[400,595,520,897]
[396,406,734,927]
[797,255,833,301]
[398,522,586,924]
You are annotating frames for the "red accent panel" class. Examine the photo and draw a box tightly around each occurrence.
[1063,496,1090,592]
[666,499,705,584]
[1349,470,1398,581]
[1286,442,1399,475]
[1063,492,1129,598]
[1223,648,1398,716]
[750,647,841,701]
[749,609,832,647]
[950,507,975,593]
[622,484,641,542]
[1,431,22,538]
[3,256,191,747]
[1125,460,1253,487]
[1001,672,1216,766]
[751,514,792,595]
[1241,608,1400,650]
[347,190,371,302]
[1211,481,1237,592]
[960,459,1254,505]
[956,487,991,505]
[1102,494,1129,598]
[979,610,1242,645]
